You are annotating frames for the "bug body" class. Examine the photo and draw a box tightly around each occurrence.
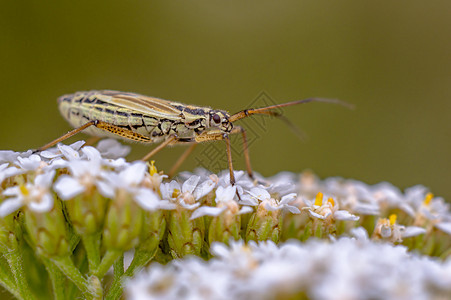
[40,90,350,185]
[58,90,232,144]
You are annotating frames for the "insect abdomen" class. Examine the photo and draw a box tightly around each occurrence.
[58,91,162,141]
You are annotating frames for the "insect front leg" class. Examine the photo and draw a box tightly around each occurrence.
[231,126,254,181]
[194,131,238,186]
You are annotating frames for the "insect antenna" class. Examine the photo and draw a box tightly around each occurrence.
[229,98,353,123]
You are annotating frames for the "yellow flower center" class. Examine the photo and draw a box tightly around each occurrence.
[423,193,433,206]
[171,189,180,199]
[149,160,158,176]
[389,214,397,225]
[19,184,29,197]
[314,192,323,206]
[327,197,335,207]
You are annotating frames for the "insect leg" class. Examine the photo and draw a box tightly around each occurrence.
[168,143,198,178]
[232,126,254,181]
[37,120,153,152]
[194,131,237,185]
[37,120,99,151]
[141,135,177,161]
[224,134,236,185]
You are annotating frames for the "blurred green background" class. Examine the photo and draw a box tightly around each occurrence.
[1,1,450,200]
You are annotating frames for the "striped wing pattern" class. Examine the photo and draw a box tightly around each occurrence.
[96,90,184,120]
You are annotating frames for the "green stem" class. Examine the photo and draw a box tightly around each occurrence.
[82,233,101,272]
[93,249,122,278]
[5,246,36,300]
[113,254,124,279]
[42,258,66,300]
[0,255,21,299]
[106,249,156,300]
[52,256,91,299]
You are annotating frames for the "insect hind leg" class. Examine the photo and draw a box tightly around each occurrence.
[36,120,154,152]
[36,120,99,152]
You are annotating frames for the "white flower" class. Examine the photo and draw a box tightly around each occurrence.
[53,152,104,200]
[53,146,127,200]
[303,192,359,221]
[0,163,23,184]
[97,161,148,198]
[0,170,56,216]
[39,141,85,161]
[15,154,45,171]
[127,239,451,300]
[160,175,214,210]
[218,170,254,197]
[244,187,300,213]
[0,150,32,164]
[190,185,252,219]
[95,139,131,159]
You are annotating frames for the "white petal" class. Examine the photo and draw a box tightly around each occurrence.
[308,210,326,220]
[262,201,280,211]
[58,144,80,161]
[238,194,259,206]
[280,193,297,205]
[193,179,216,200]
[29,193,54,212]
[134,189,161,211]
[284,205,301,214]
[190,206,226,219]
[158,200,177,210]
[334,210,360,221]
[0,163,8,172]
[54,176,86,200]
[237,206,254,215]
[81,146,102,162]
[248,187,271,201]
[17,155,42,170]
[96,180,116,198]
[46,158,69,170]
[69,140,86,150]
[0,198,24,217]
[39,150,61,159]
[182,175,200,194]
[121,162,147,186]
[0,150,22,163]
[69,161,93,178]
[3,186,20,197]
[2,166,24,179]
[350,227,369,240]
[35,170,56,187]
[96,139,130,158]
[179,200,200,210]
[402,226,426,238]
[216,185,236,203]
[435,222,451,235]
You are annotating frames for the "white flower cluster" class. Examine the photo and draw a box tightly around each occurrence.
[1,140,450,241]
[1,140,451,299]
[291,172,451,236]
[0,140,301,220]
[126,237,451,300]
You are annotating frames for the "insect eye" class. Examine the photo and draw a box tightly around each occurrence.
[212,114,221,124]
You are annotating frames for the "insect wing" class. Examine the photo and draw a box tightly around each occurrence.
[96,90,183,120]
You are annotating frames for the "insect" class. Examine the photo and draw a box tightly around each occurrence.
[38,90,351,185]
